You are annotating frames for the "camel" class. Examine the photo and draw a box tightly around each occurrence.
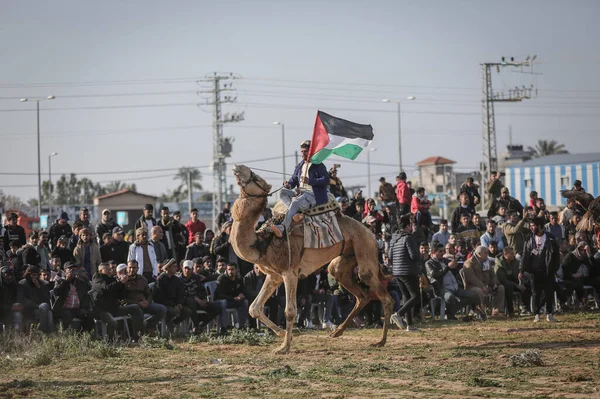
[231,164,394,354]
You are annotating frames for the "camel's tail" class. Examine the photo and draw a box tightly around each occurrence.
[577,210,595,232]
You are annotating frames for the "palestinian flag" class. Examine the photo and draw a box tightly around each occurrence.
[308,111,374,164]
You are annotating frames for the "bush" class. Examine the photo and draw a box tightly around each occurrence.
[509,350,544,367]
[188,329,274,346]
[140,336,176,350]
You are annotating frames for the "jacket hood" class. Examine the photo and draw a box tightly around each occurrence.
[204,229,214,240]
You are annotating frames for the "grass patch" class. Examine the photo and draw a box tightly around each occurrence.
[188,329,274,346]
[140,335,176,350]
[467,376,502,387]
[264,365,299,378]
[509,349,544,367]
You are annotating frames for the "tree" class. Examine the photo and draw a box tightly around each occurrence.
[174,167,203,199]
[104,181,137,194]
[527,140,568,158]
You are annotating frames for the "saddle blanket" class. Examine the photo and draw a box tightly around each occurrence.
[303,210,343,249]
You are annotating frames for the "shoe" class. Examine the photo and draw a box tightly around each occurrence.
[406,325,420,332]
[270,225,284,238]
[533,314,540,323]
[322,321,337,331]
[292,214,305,223]
[475,308,487,321]
[546,314,555,323]
[520,308,532,316]
[390,314,407,330]
[305,321,315,330]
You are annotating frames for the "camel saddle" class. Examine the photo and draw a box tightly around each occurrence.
[296,194,343,249]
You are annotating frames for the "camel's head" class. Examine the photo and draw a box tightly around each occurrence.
[232,164,272,199]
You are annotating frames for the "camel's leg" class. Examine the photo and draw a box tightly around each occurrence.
[273,270,298,355]
[328,256,371,339]
[249,273,285,337]
[358,267,394,348]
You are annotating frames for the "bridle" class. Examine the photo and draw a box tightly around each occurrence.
[239,171,275,198]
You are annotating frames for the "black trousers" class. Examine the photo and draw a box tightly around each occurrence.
[532,271,555,315]
[395,275,421,325]
[184,298,221,327]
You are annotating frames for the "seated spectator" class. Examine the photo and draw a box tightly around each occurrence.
[49,255,63,282]
[99,233,114,262]
[6,241,25,280]
[480,220,505,252]
[432,219,450,246]
[180,260,221,333]
[18,265,53,333]
[455,214,479,241]
[492,206,508,226]
[0,266,24,332]
[19,231,41,270]
[561,241,599,305]
[91,262,143,340]
[215,256,228,275]
[471,214,485,236]
[154,259,192,330]
[193,256,217,281]
[73,228,102,280]
[185,232,210,261]
[108,260,118,278]
[51,236,74,269]
[494,247,528,317]
[40,269,53,289]
[487,240,501,259]
[426,243,480,320]
[463,246,505,316]
[215,262,248,332]
[52,261,94,331]
[122,260,167,336]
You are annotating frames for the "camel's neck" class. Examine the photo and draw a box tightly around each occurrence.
[229,196,264,264]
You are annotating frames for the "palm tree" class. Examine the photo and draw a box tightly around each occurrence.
[174,167,203,199]
[527,140,568,158]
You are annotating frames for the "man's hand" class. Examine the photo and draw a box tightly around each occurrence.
[118,274,129,283]
[518,284,526,292]
[283,181,290,189]
[195,297,207,306]
[448,260,458,269]
[301,176,309,184]
[238,293,245,300]
[175,304,183,312]
[138,300,149,308]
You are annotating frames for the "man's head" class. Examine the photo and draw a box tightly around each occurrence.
[101,209,111,222]
[162,259,177,275]
[136,228,149,244]
[204,230,215,243]
[432,243,445,260]
[59,212,69,225]
[472,214,480,226]
[507,210,519,224]
[216,257,228,274]
[419,242,429,256]
[51,255,61,271]
[24,265,40,281]
[549,211,559,225]
[490,171,498,181]
[379,177,386,184]
[466,177,474,187]
[182,260,194,278]
[501,187,510,199]
[143,204,154,219]
[529,191,538,201]
[497,206,507,216]
[116,263,128,278]
[7,213,18,227]
[102,233,112,246]
[28,231,39,245]
[80,208,89,222]
[397,172,407,181]
[173,211,182,222]
[398,215,412,233]
[112,227,124,242]
[160,207,170,222]
[226,262,238,279]
[524,206,536,219]
[38,231,49,246]
[473,246,489,262]
[487,240,498,255]
[72,221,84,236]
[459,192,470,206]
[529,217,546,236]
[190,208,198,222]
[151,226,162,241]
[253,264,262,276]
[439,219,448,233]
[98,262,110,276]
[338,197,349,211]
[445,243,455,255]
[300,140,311,162]
[574,179,582,190]
[193,258,204,274]
[503,247,516,262]
[194,231,203,245]
[57,236,68,248]
[460,214,470,227]
[486,219,497,234]
[448,234,456,245]
[80,228,92,244]
[221,221,232,235]
[40,270,50,282]
[566,198,576,209]
[127,260,139,277]
[202,256,213,271]
[2,266,16,283]
[108,260,117,276]
[416,187,425,196]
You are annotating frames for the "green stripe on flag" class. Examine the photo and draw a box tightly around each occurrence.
[310,143,365,164]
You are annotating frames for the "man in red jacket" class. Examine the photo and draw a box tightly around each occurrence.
[185,208,206,245]
[396,172,411,217]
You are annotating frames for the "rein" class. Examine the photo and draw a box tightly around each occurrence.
[240,171,283,198]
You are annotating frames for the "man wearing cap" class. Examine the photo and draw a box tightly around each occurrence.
[185,231,210,261]
[128,228,159,282]
[180,260,221,333]
[154,259,192,330]
[328,166,347,198]
[185,208,206,246]
[3,212,26,251]
[135,204,157,232]
[488,187,524,219]
[53,261,93,331]
[0,266,24,331]
[271,140,330,238]
[96,209,121,245]
[100,227,129,264]
[216,203,233,232]
[18,265,53,333]
[194,256,217,281]
[123,260,167,337]
[48,212,73,250]
[77,208,92,230]
[459,177,481,207]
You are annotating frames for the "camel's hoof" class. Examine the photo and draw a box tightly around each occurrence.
[273,328,286,337]
[370,341,386,348]
[330,327,344,338]
[273,345,290,355]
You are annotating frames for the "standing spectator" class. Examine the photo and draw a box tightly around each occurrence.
[545,212,566,240]
[154,259,192,330]
[68,221,84,252]
[463,246,505,317]
[459,177,481,208]
[128,228,159,282]
[20,231,42,269]
[395,173,411,217]
[486,171,503,205]
[494,247,530,316]
[51,236,74,267]
[96,209,120,243]
[158,207,185,264]
[389,215,422,332]
[99,233,114,262]
[572,179,586,192]
[37,231,52,270]
[18,266,53,333]
[49,255,63,282]
[91,263,143,340]
[211,221,253,277]
[432,219,450,246]
[451,193,475,233]
[328,166,347,198]
[77,208,92,231]
[529,191,539,210]
[185,231,210,260]
[378,177,397,209]
[3,212,26,251]
[521,217,560,322]
[492,206,508,226]
[535,198,550,221]
[180,260,221,333]
[480,220,505,252]
[150,226,168,263]
[52,262,94,331]
[135,204,157,231]
[216,203,233,232]
[243,264,265,330]
[503,211,530,257]
[173,211,189,255]
[73,228,101,280]
[185,208,206,246]
[488,187,524,219]
[559,199,579,226]
[48,212,73,249]
[411,187,432,233]
[215,262,249,332]
[111,227,130,264]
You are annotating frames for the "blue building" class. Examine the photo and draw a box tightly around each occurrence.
[504,153,600,208]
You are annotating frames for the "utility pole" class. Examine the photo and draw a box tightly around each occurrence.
[480,55,538,209]
[198,73,244,230]
[187,170,193,213]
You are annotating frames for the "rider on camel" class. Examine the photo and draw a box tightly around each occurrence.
[271,140,330,238]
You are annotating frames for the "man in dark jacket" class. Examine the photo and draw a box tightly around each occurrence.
[486,171,503,205]
[96,209,120,244]
[154,259,191,328]
[135,204,157,232]
[389,215,422,331]
[216,203,233,232]
[158,207,185,264]
[18,265,53,333]
[243,264,272,330]
[494,247,528,317]
[521,217,560,322]
[3,212,26,251]
[52,262,93,331]
[19,231,42,270]
[211,222,253,277]
[458,177,481,208]
[91,262,143,339]
[48,212,73,249]
[215,262,248,330]
[1,266,24,331]
[488,187,524,219]
[185,231,210,261]
[450,192,475,233]
[99,227,129,264]
[180,260,221,333]
[6,241,25,280]
[51,236,74,267]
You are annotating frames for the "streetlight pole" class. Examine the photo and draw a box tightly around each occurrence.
[20,96,55,218]
[273,121,286,178]
[382,96,415,174]
[367,148,377,197]
[48,152,58,221]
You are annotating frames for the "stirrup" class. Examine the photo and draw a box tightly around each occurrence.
[293,214,305,223]
[270,225,284,238]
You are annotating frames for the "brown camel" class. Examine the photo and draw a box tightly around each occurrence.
[231,164,394,354]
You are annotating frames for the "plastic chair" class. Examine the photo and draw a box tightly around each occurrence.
[87,290,131,340]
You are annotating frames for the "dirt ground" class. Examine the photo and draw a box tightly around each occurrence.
[1,312,599,399]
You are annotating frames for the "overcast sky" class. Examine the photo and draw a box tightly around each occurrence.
[2,0,600,202]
